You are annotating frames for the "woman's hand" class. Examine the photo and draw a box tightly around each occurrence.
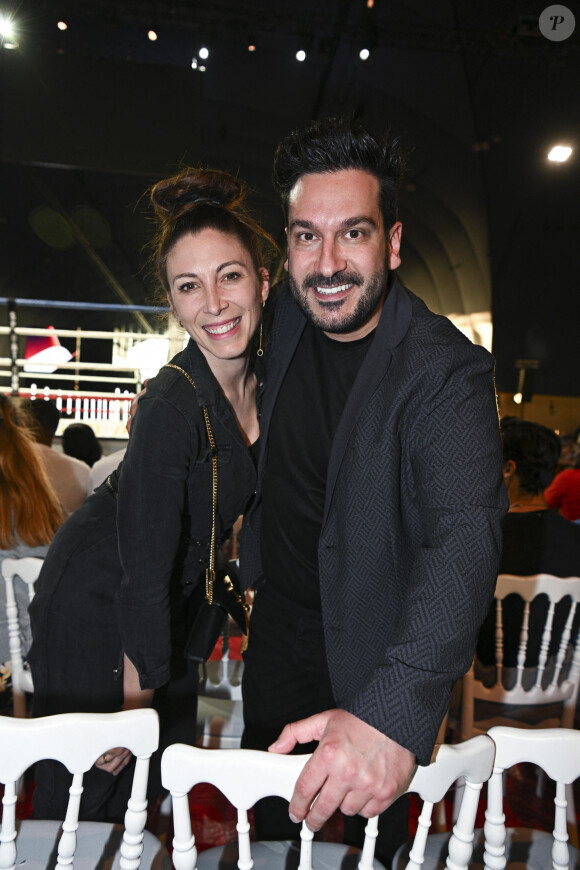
[94,655,154,776]
[95,747,132,775]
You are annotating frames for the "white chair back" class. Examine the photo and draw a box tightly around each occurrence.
[1,557,43,717]
[462,573,580,738]
[162,745,381,870]
[395,735,496,870]
[484,726,580,870]
[0,709,168,870]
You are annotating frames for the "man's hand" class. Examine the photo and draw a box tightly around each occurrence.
[127,379,149,435]
[269,709,416,831]
[94,747,132,775]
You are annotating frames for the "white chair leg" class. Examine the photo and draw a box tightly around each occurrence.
[565,782,579,848]
[451,777,464,823]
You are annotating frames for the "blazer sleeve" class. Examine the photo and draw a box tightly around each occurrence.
[115,389,199,690]
[344,342,508,765]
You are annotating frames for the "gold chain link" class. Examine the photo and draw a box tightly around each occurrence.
[164,363,218,604]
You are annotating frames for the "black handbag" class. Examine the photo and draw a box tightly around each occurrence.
[164,364,249,664]
[185,557,248,663]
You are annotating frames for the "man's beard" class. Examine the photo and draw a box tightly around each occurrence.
[288,267,388,335]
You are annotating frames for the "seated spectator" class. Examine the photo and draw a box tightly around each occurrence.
[90,446,126,489]
[544,441,580,521]
[477,417,580,668]
[0,396,64,704]
[22,399,92,513]
[62,422,102,468]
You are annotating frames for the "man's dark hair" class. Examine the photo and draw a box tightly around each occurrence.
[21,398,60,446]
[272,116,406,231]
[501,417,561,494]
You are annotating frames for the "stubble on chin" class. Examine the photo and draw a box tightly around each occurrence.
[287,269,388,335]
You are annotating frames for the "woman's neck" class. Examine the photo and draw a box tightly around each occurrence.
[206,355,258,446]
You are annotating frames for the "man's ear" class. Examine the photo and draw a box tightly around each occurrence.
[502,459,516,478]
[387,222,403,270]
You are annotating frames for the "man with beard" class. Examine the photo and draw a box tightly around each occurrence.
[240,116,507,863]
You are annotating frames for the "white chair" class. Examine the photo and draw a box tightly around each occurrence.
[460,574,580,740]
[1,556,43,717]
[0,709,170,870]
[481,726,580,870]
[395,728,580,869]
[391,735,496,870]
[162,744,386,870]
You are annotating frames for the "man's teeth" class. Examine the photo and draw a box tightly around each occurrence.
[315,283,351,295]
[205,318,241,335]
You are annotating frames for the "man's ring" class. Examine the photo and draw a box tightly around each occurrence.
[102,754,109,763]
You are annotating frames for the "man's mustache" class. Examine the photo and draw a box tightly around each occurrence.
[304,271,363,289]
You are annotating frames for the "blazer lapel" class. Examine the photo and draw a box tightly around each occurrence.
[322,275,413,522]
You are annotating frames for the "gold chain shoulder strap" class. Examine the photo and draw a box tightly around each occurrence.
[164,363,218,603]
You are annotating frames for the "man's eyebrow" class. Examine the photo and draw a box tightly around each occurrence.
[288,216,378,232]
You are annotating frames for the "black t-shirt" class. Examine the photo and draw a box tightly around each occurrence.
[261,322,374,609]
[477,509,580,666]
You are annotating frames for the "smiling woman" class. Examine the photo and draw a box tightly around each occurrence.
[166,229,269,379]
[27,167,277,822]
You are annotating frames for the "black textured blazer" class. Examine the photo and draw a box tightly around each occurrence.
[241,276,508,765]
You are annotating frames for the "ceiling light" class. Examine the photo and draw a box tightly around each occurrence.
[148,29,158,41]
[513,392,523,405]
[367,0,374,7]
[57,20,67,31]
[198,65,206,72]
[0,16,14,39]
[0,15,17,47]
[248,43,256,52]
[359,48,370,60]
[191,57,198,68]
[199,46,209,59]
[296,49,306,61]
[548,145,572,162]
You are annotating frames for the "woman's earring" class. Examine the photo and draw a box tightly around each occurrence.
[257,302,265,357]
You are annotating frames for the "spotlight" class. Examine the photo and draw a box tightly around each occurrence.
[0,16,14,38]
[248,42,256,52]
[191,57,198,68]
[57,20,67,31]
[0,14,17,47]
[513,393,523,405]
[148,29,158,41]
[296,49,306,61]
[359,48,370,60]
[548,145,572,162]
[367,0,374,7]
[198,65,206,72]
[199,46,209,59]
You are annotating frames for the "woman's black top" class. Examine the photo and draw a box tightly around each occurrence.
[114,339,260,689]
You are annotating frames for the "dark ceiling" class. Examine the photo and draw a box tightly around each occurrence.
[1,0,579,394]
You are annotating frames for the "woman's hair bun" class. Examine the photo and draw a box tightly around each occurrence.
[150,167,246,220]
